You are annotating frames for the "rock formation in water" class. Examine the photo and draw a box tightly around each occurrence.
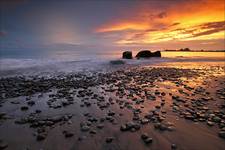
[122,51,132,59]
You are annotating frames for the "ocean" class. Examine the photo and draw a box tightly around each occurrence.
[0,51,224,77]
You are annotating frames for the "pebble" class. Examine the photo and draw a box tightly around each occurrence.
[78,135,87,141]
[97,124,104,129]
[21,106,29,111]
[141,133,149,140]
[141,133,153,144]
[218,131,225,139]
[81,125,90,132]
[171,143,177,149]
[63,130,74,138]
[0,140,8,149]
[207,121,214,126]
[36,133,46,141]
[27,101,35,106]
[89,130,97,134]
[105,137,114,143]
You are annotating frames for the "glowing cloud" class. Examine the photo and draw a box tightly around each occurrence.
[96,0,225,47]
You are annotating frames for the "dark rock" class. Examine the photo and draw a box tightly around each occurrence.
[0,112,6,119]
[35,109,42,113]
[21,106,29,111]
[0,140,8,150]
[78,136,87,141]
[89,130,97,134]
[144,137,153,144]
[105,137,114,143]
[141,134,153,144]
[108,111,115,116]
[122,51,132,59]
[141,133,149,140]
[27,101,35,106]
[97,123,104,129]
[152,51,161,57]
[63,130,74,138]
[36,133,46,141]
[136,50,152,58]
[141,119,149,124]
[120,124,128,131]
[218,131,225,139]
[81,125,90,132]
[171,143,177,149]
[136,50,161,58]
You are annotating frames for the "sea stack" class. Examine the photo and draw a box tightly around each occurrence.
[122,51,133,59]
[136,50,161,58]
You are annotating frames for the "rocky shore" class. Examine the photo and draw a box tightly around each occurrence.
[0,64,225,150]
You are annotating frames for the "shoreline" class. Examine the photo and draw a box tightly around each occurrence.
[0,63,225,150]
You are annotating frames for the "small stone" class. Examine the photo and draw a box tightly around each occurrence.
[81,125,90,132]
[0,140,8,149]
[105,137,114,143]
[63,131,74,138]
[120,124,128,131]
[78,136,87,141]
[62,100,69,106]
[144,137,153,144]
[27,101,35,106]
[141,119,149,124]
[36,133,46,141]
[21,106,29,111]
[207,121,214,126]
[218,131,225,139]
[171,143,177,149]
[155,105,161,109]
[213,116,221,123]
[0,112,6,119]
[141,133,149,140]
[97,124,104,129]
[35,109,42,113]
[89,130,97,134]
[108,111,115,116]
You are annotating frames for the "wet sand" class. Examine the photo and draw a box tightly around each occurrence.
[0,62,225,150]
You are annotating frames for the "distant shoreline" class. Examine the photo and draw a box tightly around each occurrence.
[164,50,225,52]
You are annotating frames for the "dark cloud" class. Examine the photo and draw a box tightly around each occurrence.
[170,22,180,26]
[170,21,225,38]
[192,21,225,37]
[201,21,225,29]
[192,28,225,37]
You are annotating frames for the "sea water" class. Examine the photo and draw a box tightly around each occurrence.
[0,50,224,77]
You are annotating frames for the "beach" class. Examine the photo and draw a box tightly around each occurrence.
[0,52,225,150]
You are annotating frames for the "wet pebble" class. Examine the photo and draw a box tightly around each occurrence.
[105,137,114,143]
[218,131,225,139]
[141,133,153,144]
[171,143,177,149]
[36,133,46,141]
[0,140,8,150]
[63,130,74,138]
[20,106,29,111]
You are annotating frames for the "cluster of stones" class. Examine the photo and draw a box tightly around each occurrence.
[170,85,225,138]
[15,114,73,141]
[0,66,224,150]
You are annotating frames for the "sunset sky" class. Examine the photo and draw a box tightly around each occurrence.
[1,0,224,55]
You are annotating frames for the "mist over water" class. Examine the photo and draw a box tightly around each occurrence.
[0,49,224,77]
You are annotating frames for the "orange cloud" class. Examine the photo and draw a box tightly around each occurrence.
[96,0,225,46]
[96,22,150,32]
